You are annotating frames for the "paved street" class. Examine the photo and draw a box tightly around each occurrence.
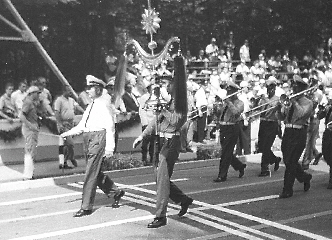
[0,157,331,240]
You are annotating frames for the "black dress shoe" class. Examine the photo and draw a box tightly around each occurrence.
[71,159,78,167]
[258,171,270,177]
[313,153,323,165]
[112,190,125,208]
[213,177,227,182]
[178,198,193,217]
[147,217,167,228]
[73,209,92,217]
[279,191,293,199]
[304,174,312,192]
[274,157,282,171]
[239,164,246,178]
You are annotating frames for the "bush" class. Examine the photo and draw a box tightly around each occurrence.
[101,152,144,171]
[196,144,221,160]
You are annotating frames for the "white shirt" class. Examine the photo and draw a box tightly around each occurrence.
[194,87,208,108]
[11,90,27,112]
[239,45,250,62]
[64,95,115,154]
[138,92,156,126]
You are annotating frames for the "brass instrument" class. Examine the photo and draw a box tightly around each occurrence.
[280,85,318,107]
[246,85,318,119]
[188,89,243,121]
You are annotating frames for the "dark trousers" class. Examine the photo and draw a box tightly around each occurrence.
[114,123,119,153]
[281,128,311,193]
[81,130,118,210]
[218,124,245,178]
[196,112,207,142]
[141,125,155,163]
[322,129,332,167]
[236,120,251,155]
[258,121,279,172]
[155,136,190,218]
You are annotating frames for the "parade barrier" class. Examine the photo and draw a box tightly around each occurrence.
[0,114,142,165]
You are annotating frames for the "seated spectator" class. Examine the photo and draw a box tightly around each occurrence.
[11,80,27,114]
[0,82,17,121]
[218,49,228,69]
[235,60,250,81]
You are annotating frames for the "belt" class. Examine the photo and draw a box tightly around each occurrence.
[219,121,235,125]
[83,128,105,133]
[285,124,304,129]
[159,132,180,139]
[260,118,277,122]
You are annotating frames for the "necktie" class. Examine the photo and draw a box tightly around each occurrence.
[220,105,228,121]
[325,107,332,125]
[287,104,295,123]
[85,100,94,128]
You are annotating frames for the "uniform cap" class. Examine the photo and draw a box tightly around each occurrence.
[106,76,115,87]
[86,75,106,87]
[239,81,249,88]
[266,78,277,86]
[26,86,40,94]
[227,81,240,90]
[293,75,308,85]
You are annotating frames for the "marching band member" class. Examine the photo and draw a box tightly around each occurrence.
[213,81,247,182]
[276,75,314,198]
[317,91,332,189]
[133,56,193,228]
[61,75,125,217]
[194,79,208,143]
[236,81,251,156]
[257,78,282,177]
[301,77,323,170]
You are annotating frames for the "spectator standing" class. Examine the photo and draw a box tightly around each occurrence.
[37,77,54,116]
[0,82,17,122]
[205,37,219,59]
[138,82,157,165]
[54,85,84,169]
[239,39,251,64]
[19,86,41,180]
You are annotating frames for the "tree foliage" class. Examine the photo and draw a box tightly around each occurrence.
[1,0,332,93]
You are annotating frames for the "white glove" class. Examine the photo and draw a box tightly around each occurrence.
[104,151,113,158]
[133,135,143,148]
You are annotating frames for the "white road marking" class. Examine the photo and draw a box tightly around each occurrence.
[0,192,81,207]
[119,183,331,240]
[194,199,331,240]
[69,183,267,239]
[132,178,188,187]
[0,178,187,207]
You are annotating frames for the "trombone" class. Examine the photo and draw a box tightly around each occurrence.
[246,85,318,119]
[188,89,244,121]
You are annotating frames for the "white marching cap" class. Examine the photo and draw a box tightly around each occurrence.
[86,75,106,87]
